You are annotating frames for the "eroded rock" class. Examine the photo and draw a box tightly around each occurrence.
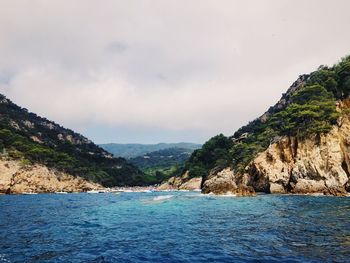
[244,114,350,196]
[0,159,102,194]
[202,168,237,194]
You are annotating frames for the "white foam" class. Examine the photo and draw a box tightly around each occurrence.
[207,192,237,197]
[310,193,325,196]
[215,194,237,197]
[153,195,174,201]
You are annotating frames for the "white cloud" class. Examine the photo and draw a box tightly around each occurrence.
[1,0,350,142]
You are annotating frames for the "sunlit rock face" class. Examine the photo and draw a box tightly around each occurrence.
[0,159,102,194]
[248,112,350,196]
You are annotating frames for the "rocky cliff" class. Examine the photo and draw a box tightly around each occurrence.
[248,103,350,196]
[202,100,350,196]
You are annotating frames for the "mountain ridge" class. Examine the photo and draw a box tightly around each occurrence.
[99,142,201,159]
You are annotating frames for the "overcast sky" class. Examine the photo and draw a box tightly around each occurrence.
[0,0,350,144]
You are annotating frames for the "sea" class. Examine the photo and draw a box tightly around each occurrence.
[0,192,349,262]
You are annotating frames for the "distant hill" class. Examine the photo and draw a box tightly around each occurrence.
[128,147,197,184]
[99,143,201,158]
[99,143,201,184]
[0,94,145,187]
[129,147,193,170]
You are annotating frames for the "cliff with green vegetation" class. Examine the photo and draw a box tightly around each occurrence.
[179,55,350,196]
[0,95,146,188]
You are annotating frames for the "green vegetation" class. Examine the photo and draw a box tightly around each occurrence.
[130,148,193,169]
[184,55,350,176]
[185,134,233,178]
[142,165,182,185]
[270,85,340,138]
[129,147,195,184]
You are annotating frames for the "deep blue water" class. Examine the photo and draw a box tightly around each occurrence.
[0,192,349,263]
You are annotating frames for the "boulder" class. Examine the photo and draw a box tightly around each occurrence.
[157,171,202,191]
[179,177,202,190]
[202,168,237,194]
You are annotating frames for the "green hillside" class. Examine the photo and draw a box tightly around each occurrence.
[129,147,195,184]
[130,147,193,169]
[0,95,146,187]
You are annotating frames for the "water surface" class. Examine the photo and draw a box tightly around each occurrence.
[0,192,349,262]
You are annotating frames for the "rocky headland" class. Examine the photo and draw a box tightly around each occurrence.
[163,101,350,197]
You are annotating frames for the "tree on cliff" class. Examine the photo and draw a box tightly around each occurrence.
[270,85,340,138]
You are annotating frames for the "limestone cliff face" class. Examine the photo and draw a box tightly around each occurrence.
[248,115,350,196]
[202,104,350,196]
[0,159,102,194]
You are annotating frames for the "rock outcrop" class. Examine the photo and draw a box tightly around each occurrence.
[0,159,102,194]
[248,112,350,196]
[202,168,237,194]
[157,171,202,191]
[202,168,256,196]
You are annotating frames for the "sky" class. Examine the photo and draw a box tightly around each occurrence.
[0,0,350,144]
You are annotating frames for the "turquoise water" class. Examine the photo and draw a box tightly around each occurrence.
[0,192,349,262]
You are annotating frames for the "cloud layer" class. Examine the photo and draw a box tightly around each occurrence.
[1,0,350,143]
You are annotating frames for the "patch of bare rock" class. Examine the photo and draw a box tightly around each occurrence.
[0,159,102,194]
[201,168,256,196]
[157,171,202,191]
